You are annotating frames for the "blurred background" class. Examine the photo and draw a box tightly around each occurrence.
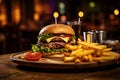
[0,0,120,54]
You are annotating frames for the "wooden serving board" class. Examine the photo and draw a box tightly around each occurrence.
[10,51,120,70]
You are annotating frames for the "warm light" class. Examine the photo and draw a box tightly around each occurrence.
[34,0,42,13]
[89,1,95,8]
[78,11,84,17]
[53,12,59,18]
[0,13,7,26]
[11,1,21,23]
[53,12,59,24]
[114,9,119,15]
[13,8,21,23]
[60,15,67,21]
[34,13,39,21]
[1,14,6,20]
[34,5,42,14]
[0,2,7,26]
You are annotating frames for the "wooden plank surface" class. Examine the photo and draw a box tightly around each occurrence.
[0,53,120,80]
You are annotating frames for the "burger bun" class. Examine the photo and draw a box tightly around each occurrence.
[39,24,75,35]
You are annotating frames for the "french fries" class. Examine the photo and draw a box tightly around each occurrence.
[71,49,94,57]
[70,49,83,56]
[65,44,78,50]
[64,56,75,62]
[64,40,120,63]
[81,55,89,62]
[78,41,106,50]
[88,55,93,62]
[74,58,81,63]
[102,48,112,52]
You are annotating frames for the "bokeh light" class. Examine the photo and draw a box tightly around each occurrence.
[89,1,95,8]
[12,7,21,23]
[114,9,119,16]
[60,15,67,21]
[59,2,65,14]
[34,13,39,21]
[53,12,59,18]
[78,11,84,17]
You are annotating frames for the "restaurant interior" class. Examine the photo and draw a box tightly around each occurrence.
[0,0,120,54]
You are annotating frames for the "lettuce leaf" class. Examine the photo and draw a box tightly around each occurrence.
[31,44,40,52]
[32,44,68,53]
[37,33,53,40]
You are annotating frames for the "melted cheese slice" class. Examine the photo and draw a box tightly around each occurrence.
[46,37,55,43]
[60,37,69,43]
[46,37,70,43]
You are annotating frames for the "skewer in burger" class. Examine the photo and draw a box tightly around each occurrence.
[32,24,76,58]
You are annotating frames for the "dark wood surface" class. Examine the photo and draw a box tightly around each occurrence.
[1,53,120,80]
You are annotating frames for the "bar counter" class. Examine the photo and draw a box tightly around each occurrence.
[0,53,120,80]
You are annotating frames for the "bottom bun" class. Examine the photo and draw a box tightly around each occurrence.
[42,53,64,59]
[47,54,64,58]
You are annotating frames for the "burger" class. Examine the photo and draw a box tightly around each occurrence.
[32,24,76,58]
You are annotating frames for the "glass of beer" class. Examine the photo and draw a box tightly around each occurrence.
[67,21,81,44]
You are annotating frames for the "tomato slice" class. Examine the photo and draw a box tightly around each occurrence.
[64,34,70,37]
[24,52,42,61]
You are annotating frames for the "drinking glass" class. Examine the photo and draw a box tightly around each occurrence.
[67,21,81,44]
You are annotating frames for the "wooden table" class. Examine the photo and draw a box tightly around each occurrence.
[0,53,120,80]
